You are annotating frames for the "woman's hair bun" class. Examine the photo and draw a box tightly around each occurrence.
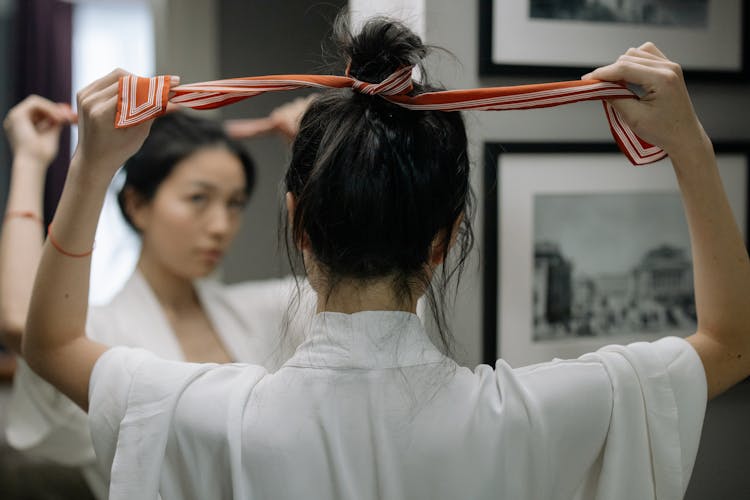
[338,15,427,85]
[285,12,474,358]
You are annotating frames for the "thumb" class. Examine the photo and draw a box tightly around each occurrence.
[36,117,57,132]
[604,97,643,127]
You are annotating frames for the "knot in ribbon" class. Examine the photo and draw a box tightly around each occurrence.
[345,65,414,96]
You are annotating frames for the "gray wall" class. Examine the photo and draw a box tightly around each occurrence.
[152,0,219,85]
[422,1,750,497]
[217,0,346,281]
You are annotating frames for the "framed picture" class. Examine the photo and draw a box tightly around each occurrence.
[482,142,749,366]
[478,0,749,80]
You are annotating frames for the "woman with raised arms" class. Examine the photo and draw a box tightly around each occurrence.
[20,16,750,500]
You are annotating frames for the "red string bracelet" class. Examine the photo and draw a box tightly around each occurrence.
[4,210,42,224]
[46,224,94,258]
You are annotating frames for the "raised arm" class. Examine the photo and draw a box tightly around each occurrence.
[22,70,170,410]
[224,94,315,140]
[584,43,750,400]
[0,96,76,354]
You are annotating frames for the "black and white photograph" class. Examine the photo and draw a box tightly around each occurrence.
[483,143,749,368]
[479,0,747,78]
[529,0,709,28]
[532,192,695,341]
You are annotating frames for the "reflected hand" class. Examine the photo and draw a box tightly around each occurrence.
[269,94,316,141]
[3,95,77,168]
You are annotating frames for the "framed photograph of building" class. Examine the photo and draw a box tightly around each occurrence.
[478,0,749,80]
[482,142,749,366]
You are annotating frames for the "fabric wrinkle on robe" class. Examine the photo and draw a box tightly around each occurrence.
[5,271,312,500]
[88,311,706,500]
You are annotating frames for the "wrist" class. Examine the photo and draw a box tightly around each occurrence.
[69,152,120,185]
[65,163,116,195]
[659,112,708,154]
[12,151,51,174]
[666,126,713,169]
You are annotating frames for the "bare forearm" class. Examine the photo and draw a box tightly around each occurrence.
[585,43,750,398]
[19,69,154,409]
[0,156,46,353]
[23,154,111,380]
[675,133,750,395]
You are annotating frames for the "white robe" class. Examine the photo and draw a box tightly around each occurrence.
[88,310,706,500]
[5,271,311,499]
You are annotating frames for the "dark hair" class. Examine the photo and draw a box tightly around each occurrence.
[284,16,474,357]
[117,111,256,231]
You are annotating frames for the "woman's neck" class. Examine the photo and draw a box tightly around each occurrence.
[137,254,198,313]
[315,277,419,314]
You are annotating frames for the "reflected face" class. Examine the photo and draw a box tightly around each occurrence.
[135,146,248,279]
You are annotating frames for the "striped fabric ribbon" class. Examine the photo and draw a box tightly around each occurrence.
[115,66,665,165]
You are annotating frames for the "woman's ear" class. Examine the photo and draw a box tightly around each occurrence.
[285,191,296,228]
[122,186,150,232]
[448,213,464,250]
[428,213,464,266]
[286,191,310,251]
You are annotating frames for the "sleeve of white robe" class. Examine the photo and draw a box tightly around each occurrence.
[4,308,116,464]
[88,347,217,500]
[586,337,706,500]
[5,360,93,463]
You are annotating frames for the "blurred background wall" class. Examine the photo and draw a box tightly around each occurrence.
[216,0,346,283]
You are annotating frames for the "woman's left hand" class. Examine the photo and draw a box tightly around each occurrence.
[583,42,705,157]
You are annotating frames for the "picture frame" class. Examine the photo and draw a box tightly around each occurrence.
[478,0,749,80]
[482,142,750,366]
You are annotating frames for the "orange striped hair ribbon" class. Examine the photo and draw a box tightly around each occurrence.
[115,66,665,166]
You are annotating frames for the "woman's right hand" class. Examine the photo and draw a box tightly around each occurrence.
[3,95,76,168]
[73,69,179,175]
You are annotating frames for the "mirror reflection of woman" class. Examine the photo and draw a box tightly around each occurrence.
[0,97,312,499]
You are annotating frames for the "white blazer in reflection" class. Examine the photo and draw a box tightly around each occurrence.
[5,271,311,500]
